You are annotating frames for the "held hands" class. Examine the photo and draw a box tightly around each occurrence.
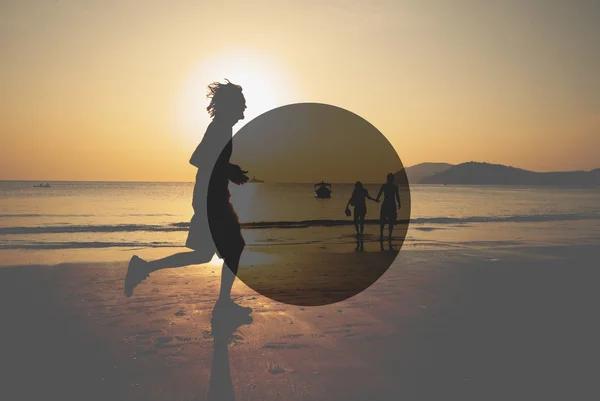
[230,164,249,185]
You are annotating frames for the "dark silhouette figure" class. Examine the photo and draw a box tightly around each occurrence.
[207,313,253,401]
[124,79,251,315]
[375,173,401,241]
[345,181,378,237]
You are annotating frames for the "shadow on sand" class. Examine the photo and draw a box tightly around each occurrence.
[207,311,253,401]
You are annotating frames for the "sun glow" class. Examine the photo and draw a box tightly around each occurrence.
[175,50,296,147]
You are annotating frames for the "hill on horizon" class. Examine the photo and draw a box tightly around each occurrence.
[416,162,600,186]
[396,162,454,184]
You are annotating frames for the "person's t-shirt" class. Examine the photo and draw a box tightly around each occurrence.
[350,188,369,207]
[189,121,233,210]
[380,183,399,206]
[208,139,233,205]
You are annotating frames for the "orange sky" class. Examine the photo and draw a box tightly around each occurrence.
[1,1,599,181]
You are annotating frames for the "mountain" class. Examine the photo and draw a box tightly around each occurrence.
[396,162,454,184]
[419,162,600,186]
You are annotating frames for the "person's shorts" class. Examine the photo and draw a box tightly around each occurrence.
[186,201,245,260]
[208,201,245,260]
[380,202,397,223]
[354,204,367,218]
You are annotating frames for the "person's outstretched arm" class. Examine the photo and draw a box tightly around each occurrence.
[366,190,378,202]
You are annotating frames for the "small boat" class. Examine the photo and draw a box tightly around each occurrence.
[248,176,264,183]
[34,183,51,188]
[314,181,332,198]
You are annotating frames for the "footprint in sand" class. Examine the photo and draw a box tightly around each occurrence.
[136,349,158,356]
[342,323,372,328]
[282,333,304,339]
[262,342,309,350]
[267,364,286,374]
[154,337,175,348]
[324,328,351,334]
[136,329,161,337]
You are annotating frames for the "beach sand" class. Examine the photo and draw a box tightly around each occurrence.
[1,243,599,401]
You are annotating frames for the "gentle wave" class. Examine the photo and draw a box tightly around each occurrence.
[0,213,175,218]
[0,241,175,250]
[0,240,330,250]
[0,213,598,235]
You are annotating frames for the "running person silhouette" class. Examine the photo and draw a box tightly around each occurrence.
[375,173,401,241]
[345,181,378,237]
[124,80,251,315]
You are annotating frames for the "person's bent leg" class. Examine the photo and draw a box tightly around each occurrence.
[146,251,213,273]
[125,250,213,297]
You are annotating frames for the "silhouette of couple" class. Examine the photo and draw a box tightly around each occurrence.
[124,80,252,317]
[346,175,401,242]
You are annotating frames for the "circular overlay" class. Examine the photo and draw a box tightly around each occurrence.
[215,103,410,306]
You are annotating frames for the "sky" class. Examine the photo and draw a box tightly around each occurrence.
[1,0,599,181]
[230,103,404,183]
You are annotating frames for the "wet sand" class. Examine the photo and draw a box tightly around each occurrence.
[1,244,599,400]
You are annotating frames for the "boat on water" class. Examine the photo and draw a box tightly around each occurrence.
[314,181,332,198]
[248,176,264,183]
[33,183,51,188]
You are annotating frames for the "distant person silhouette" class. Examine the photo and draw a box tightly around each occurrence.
[125,79,251,316]
[375,173,401,241]
[345,181,378,237]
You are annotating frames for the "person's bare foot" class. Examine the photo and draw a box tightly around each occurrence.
[124,255,149,297]
[212,298,252,317]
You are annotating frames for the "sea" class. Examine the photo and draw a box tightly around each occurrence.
[1,181,599,266]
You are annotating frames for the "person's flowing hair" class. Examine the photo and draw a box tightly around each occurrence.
[206,79,244,117]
